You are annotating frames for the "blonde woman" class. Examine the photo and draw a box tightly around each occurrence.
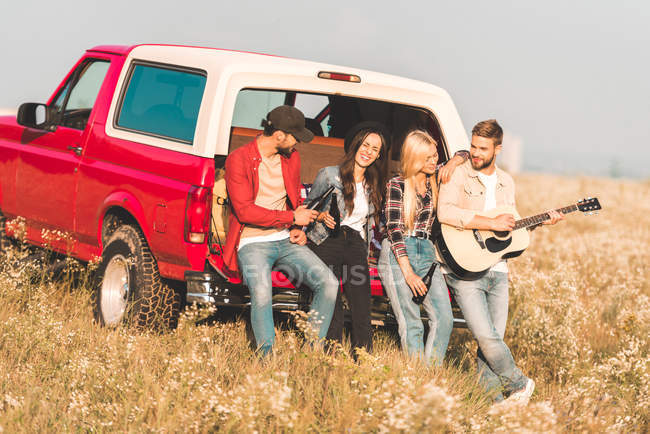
[377,130,467,365]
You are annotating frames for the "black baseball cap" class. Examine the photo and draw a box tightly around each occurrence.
[265,105,314,143]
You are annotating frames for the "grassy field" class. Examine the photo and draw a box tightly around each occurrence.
[0,174,648,432]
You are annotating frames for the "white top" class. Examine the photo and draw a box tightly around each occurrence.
[340,182,369,238]
[477,172,508,273]
[238,228,290,250]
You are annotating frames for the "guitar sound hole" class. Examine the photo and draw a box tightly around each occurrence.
[485,236,512,253]
[493,230,510,239]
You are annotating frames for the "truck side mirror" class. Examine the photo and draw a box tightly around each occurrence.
[16,103,56,131]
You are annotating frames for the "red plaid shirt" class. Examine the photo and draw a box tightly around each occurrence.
[384,175,436,259]
[385,151,469,259]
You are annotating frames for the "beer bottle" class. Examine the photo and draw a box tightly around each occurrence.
[412,261,438,304]
[329,193,341,237]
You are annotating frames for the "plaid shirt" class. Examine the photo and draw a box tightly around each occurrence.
[385,151,469,259]
[384,175,436,259]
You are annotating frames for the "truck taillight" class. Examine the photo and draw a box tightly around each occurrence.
[184,186,211,244]
[317,71,361,83]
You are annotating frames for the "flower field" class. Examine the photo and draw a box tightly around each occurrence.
[0,174,648,432]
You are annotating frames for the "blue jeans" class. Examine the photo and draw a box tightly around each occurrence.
[377,237,453,366]
[444,271,528,400]
[238,238,339,356]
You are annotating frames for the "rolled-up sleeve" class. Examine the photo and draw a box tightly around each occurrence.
[452,149,470,161]
[436,150,469,172]
[385,178,408,259]
[437,169,477,229]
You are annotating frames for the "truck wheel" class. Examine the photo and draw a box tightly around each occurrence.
[94,225,181,331]
[0,212,12,254]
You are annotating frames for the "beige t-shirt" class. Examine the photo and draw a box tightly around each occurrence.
[239,152,290,248]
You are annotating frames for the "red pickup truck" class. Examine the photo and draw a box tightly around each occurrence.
[0,44,469,330]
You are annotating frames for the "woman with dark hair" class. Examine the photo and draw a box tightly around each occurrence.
[305,121,389,357]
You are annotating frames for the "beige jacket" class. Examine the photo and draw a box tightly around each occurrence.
[437,160,516,229]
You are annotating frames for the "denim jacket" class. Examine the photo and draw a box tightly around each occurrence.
[305,165,375,249]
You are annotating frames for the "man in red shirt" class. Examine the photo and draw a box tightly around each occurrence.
[224,105,339,356]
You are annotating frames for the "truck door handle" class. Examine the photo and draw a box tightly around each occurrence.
[67,145,82,156]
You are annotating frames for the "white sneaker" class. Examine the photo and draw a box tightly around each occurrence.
[507,378,535,404]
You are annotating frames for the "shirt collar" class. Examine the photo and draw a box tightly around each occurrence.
[248,136,295,161]
[247,137,262,161]
[468,163,506,187]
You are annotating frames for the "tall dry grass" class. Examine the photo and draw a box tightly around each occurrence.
[0,174,648,432]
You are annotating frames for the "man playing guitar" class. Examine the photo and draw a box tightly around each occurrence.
[437,119,563,404]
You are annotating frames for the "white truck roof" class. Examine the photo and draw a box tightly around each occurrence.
[105,44,469,158]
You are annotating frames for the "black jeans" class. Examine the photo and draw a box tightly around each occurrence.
[308,226,373,354]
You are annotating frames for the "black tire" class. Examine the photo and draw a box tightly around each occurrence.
[0,211,12,255]
[94,225,181,331]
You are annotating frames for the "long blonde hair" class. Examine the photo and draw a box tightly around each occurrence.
[400,130,438,231]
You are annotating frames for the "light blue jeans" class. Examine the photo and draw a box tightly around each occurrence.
[377,237,453,366]
[238,238,339,356]
[444,271,528,400]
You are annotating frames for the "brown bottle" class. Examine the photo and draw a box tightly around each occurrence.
[412,261,438,305]
[329,192,341,237]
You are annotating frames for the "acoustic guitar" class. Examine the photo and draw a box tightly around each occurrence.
[435,197,602,280]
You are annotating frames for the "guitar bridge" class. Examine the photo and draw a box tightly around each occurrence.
[473,230,486,249]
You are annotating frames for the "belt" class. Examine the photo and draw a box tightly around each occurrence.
[341,226,361,236]
[332,225,363,241]
[410,231,431,240]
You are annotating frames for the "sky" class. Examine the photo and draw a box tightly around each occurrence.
[1,0,648,178]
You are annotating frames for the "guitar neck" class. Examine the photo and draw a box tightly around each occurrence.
[514,204,578,230]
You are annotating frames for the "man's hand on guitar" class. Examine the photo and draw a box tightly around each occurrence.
[293,205,319,226]
[543,209,564,225]
[437,198,598,278]
[491,214,516,232]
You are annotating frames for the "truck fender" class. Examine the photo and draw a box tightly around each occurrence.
[97,191,150,250]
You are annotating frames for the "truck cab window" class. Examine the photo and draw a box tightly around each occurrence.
[116,64,207,144]
[53,60,110,130]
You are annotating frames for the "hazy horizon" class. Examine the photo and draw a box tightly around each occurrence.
[1,1,648,179]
